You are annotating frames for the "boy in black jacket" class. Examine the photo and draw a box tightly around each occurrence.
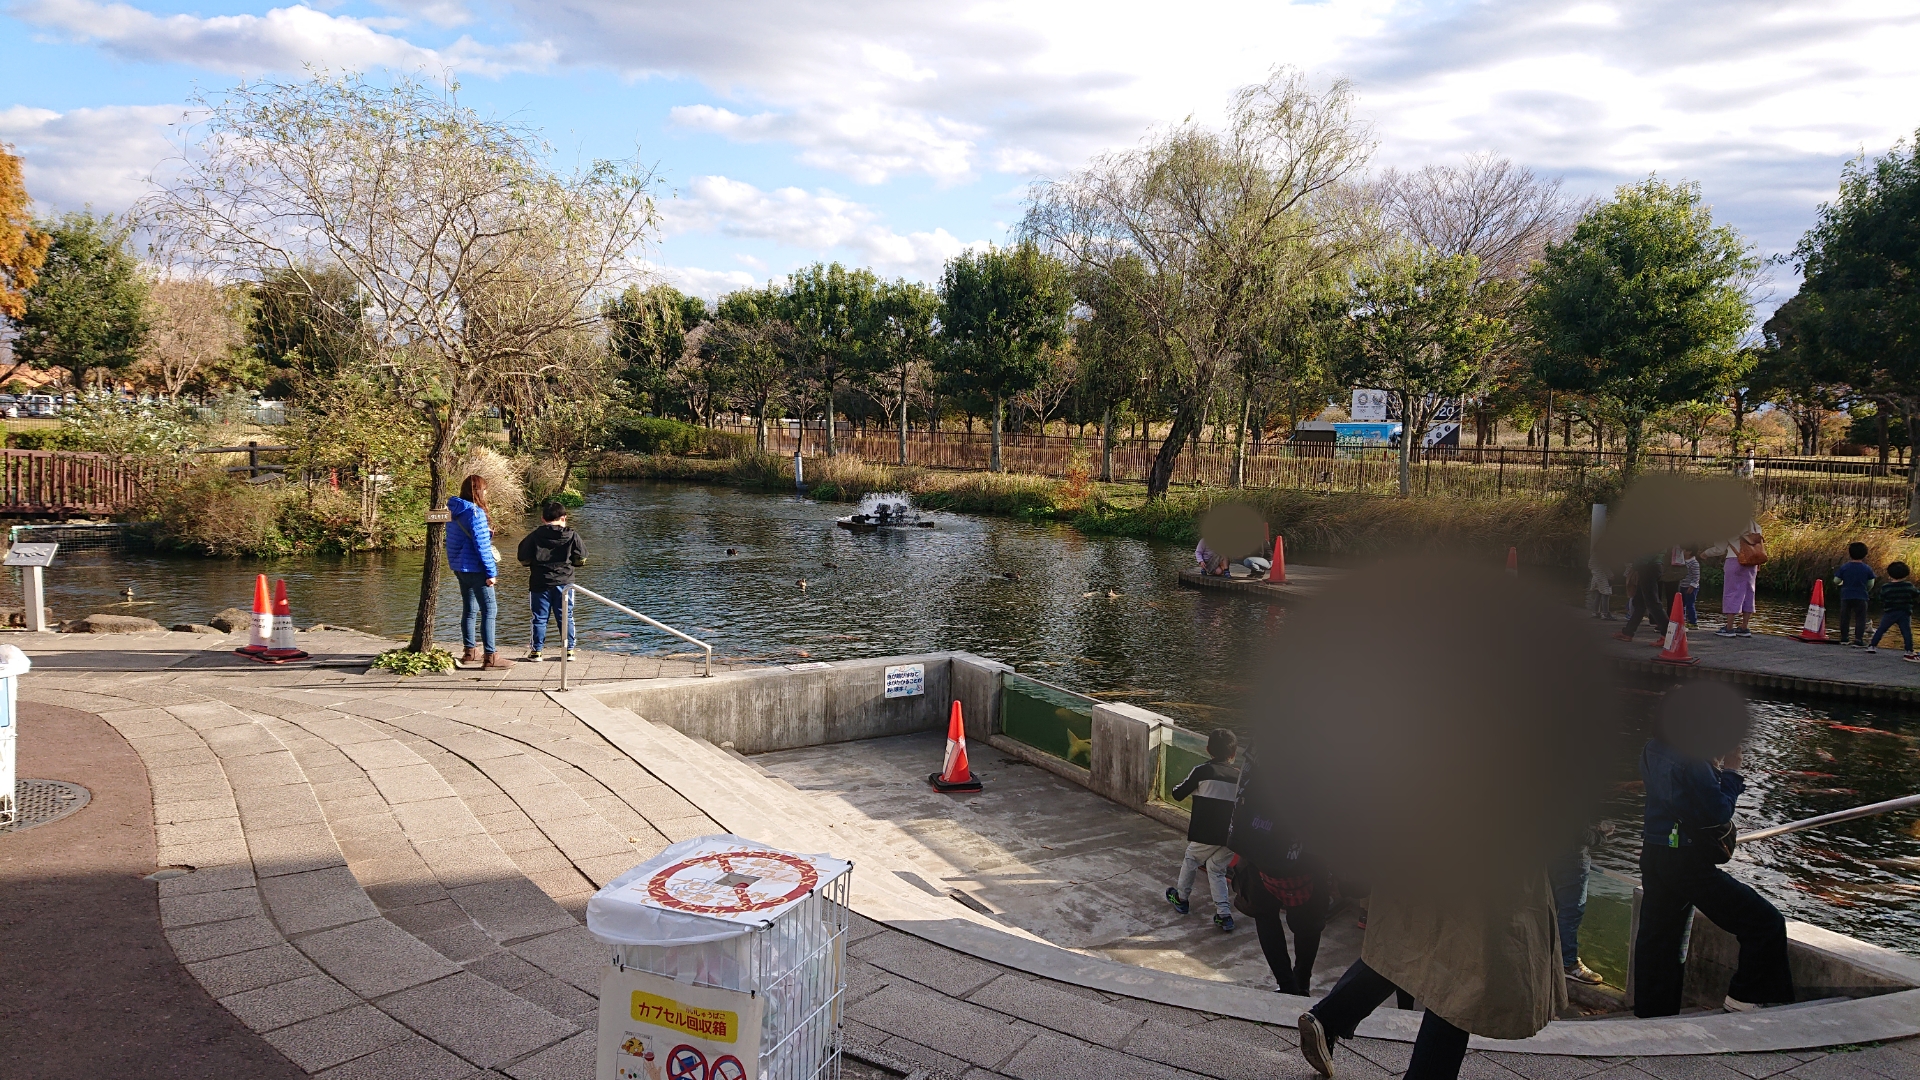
[1166,728,1241,931]
[517,501,587,661]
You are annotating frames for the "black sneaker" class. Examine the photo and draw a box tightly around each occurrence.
[1166,888,1189,915]
[1299,1012,1335,1078]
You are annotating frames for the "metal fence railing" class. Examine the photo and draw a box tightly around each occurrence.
[719,423,1917,524]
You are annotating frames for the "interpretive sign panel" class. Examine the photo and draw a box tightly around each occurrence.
[884,663,924,699]
[2,543,57,567]
[598,966,763,1080]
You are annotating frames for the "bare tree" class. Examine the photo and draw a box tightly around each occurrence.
[1378,155,1583,283]
[1025,68,1373,498]
[138,277,249,396]
[145,74,656,654]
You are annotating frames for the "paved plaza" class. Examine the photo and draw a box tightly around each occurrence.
[0,626,1915,1080]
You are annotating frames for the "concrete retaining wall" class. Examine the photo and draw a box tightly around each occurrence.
[591,652,1010,754]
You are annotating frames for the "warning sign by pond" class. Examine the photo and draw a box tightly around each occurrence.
[588,835,853,941]
[884,663,924,698]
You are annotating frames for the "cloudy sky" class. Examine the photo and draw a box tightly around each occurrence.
[3,0,1917,302]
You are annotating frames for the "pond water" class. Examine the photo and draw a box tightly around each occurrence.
[20,479,1920,962]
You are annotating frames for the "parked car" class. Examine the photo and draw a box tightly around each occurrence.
[23,395,58,417]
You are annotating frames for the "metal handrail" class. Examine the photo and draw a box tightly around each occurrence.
[558,584,713,689]
[1738,792,1920,843]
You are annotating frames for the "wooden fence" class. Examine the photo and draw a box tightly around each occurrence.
[0,450,166,517]
[732,425,1917,525]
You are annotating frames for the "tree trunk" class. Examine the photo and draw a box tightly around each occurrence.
[898,369,910,466]
[407,428,453,654]
[1623,412,1646,479]
[1100,405,1114,483]
[823,368,837,457]
[1906,406,1920,531]
[1232,380,1252,489]
[1397,410,1412,497]
[756,403,768,453]
[1146,405,1202,500]
[990,396,1004,473]
[1878,410,1889,477]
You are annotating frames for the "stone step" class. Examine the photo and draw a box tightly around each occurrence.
[57,688,589,1077]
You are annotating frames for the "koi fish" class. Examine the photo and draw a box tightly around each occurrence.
[1065,729,1092,764]
[1829,724,1900,736]
[1789,787,1859,796]
[1613,780,1646,793]
[1815,749,1837,762]
[1771,770,1837,778]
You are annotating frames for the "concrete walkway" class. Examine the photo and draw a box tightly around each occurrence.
[1602,617,1920,704]
[2,626,1916,1080]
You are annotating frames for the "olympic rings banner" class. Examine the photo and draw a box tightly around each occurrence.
[597,966,763,1080]
[588,834,853,945]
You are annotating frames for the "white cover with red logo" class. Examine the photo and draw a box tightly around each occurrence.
[586,833,850,946]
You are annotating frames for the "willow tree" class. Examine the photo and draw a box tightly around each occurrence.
[1024,68,1372,498]
[146,74,656,655]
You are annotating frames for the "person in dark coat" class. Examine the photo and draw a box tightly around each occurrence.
[1227,747,1331,996]
[517,500,587,661]
[1632,685,1793,1017]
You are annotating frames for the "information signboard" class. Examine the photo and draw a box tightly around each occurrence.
[883,663,924,699]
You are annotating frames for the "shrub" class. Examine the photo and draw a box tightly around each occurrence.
[6,427,73,450]
[372,647,457,675]
[612,416,751,458]
[141,467,291,557]
[452,446,526,520]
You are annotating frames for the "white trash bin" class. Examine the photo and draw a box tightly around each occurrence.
[0,643,30,827]
[587,833,852,1080]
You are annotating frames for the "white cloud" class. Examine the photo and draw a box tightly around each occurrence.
[671,104,978,186]
[660,175,987,281]
[0,103,184,214]
[11,0,553,77]
[651,264,758,301]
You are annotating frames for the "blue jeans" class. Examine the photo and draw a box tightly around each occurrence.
[1680,585,1698,625]
[1549,847,1591,970]
[454,571,497,652]
[1870,610,1913,652]
[530,585,575,652]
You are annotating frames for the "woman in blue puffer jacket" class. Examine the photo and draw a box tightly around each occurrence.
[445,474,512,670]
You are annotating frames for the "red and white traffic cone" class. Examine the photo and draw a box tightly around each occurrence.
[1799,578,1833,643]
[929,700,984,793]
[257,579,310,663]
[1655,592,1700,666]
[234,574,271,656]
[1269,535,1286,583]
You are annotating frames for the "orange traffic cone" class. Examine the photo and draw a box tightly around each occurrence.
[1269,535,1286,583]
[1799,578,1833,643]
[255,579,311,663]
[929,700,983,793]
[1506,546,1519,575]
[1655,592,1699,665]
[234,574,271,656]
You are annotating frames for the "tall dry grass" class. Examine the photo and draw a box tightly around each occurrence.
[453,447,527,521]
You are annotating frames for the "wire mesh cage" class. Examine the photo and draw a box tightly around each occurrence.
[591,836,852,1080]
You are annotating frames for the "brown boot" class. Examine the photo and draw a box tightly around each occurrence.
[459,647,480,666]
[481,652,514,670]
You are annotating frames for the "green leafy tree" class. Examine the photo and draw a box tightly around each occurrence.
[1527,177,1756,474]
[937,242,1073,472]
[604,283,705,417]
[248,266,366,396]
[703,287,795,451]
[286,363,429,536]
[857,279,940,465]
[780,262,877,457]
[1787,132,1920,520]
[1071,256,1151,481]
[1754,295,1846,456]
[14,211,149,386]
[60,391,201,458]
[1333,249,1508,495]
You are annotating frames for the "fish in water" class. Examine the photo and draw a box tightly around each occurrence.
[1613,780,1646,793]
[1772,770,1837,778]
[1790,787,1860,796]
[1065,729,1092,764]
[1815,748,1837,762]
[1002,571,1020,581]
[798,579,808,591]
[824,562,838,569]
[1872,856,1920,870]
[726,548,738,556]
[1107,589,1121,599]
[1829,723,1899,736]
